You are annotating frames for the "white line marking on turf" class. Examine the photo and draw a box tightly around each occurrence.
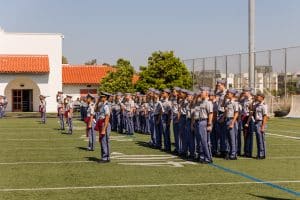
[1,156,299,166]
[0,181,300,192]
[0,138,82,141]
[0,161,93,165]
[119,161,197,167]
[266,133,300,140]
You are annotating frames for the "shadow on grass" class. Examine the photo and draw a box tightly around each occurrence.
[85,157,101,163]
[77,147,89,151]
[247,194,294,200]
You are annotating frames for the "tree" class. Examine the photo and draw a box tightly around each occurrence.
[135,51,192,93]
[84,59,97,65]
[62,56,68,64]
[99,58,135,93]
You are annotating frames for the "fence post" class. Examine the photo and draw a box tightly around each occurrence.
[284,48,287,103]
[192,59,195,91]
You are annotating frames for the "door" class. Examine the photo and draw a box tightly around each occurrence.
[12,89,33,112]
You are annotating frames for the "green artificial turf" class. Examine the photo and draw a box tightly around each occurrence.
[0,116,299,200]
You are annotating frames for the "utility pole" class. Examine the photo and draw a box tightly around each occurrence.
[248,0,255,89]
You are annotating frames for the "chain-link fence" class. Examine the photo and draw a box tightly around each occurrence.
[183,46,300,113]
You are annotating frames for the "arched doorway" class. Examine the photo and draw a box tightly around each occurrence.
[4,77,41,112]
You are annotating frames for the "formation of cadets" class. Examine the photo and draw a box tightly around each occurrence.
[46,79,268,163]
[0,95,8,118]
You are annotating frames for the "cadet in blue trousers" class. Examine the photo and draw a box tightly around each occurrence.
[253,92,268,159]
[160,89,172,152]
[224,89,239,160]
[86,94,96,151]
[171,87,180,154]
[97,92,112,163]
[192,87,213,164]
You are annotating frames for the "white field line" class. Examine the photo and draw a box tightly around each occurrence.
[0,156,300,165]
[0,181,300,192]
[266,133,300,140]
[0,138,82,141]
[268,129,300,135]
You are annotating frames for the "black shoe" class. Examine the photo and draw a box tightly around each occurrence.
[224,154,230,160]
[229,156,237,160]
[98,160,110,163]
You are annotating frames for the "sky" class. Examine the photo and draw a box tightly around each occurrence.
[0,0,300,71]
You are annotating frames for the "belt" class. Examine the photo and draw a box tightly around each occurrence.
[195,118,207,121]
[226,117,234,120]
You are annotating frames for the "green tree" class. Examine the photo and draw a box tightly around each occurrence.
[62,56,68,64]
[99,58,135,93]
[135,51,192,93]
[84,59,97,65]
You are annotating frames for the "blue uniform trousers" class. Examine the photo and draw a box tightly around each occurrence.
[154,115,162,148]
[180,115,188,155]
[195,120,212,162]
[59,114,64,130]
[100,123,111,161]
[243,117,254,157]
[88,121,96,150]
[161,114,171,151]
[173,118,180,153]
[186,118,195,157]
[67,117,73,134]
[149,113,156,146]
[226,119,238,158]
[126,113,134,135]
[255,121,266,158]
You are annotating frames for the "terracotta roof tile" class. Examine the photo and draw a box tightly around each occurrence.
[62,65,115,85]
[0,55,49,73]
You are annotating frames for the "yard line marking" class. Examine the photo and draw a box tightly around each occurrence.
[266,133,300,140]
[3,147,77,150]
[0,138,82,141]
[0,181,300,192]
[0,161,93,165]
[119,161,197,167]
[238,156,300,160]
[210,163,300,197]
[268,130,300,135]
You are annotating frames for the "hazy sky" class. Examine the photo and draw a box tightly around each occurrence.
[1,0,300,70]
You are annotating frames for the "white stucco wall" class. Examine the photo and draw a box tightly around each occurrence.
[0,29,63,112]
[62,85,98,100]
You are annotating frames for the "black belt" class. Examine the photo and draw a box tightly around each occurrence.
[195,118,207,121]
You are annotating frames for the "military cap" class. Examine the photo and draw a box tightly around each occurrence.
[0,95,4,98]
[163,88,171,94]
[209,91,216,96]
[86,93,95,99]
[256,92,265,98]
[200,87,210,92]
[66,95,72,98]
[154,90,161,95]
[57,91,63,94]
[116,92,123,96]
[216,79,226,85]
[173,86,181,91]
[100,92,112,97]
[148,88,155,92]
[242,87,252,92]
[227,88,237,95]
[186,90,194,96]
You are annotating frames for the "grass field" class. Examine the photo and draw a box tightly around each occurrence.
[0,116,299,200]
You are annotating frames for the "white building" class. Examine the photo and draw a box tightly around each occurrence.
[0,28,115,112]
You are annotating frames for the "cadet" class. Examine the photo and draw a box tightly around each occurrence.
[160,89,172,152]
[97,92,112,163]
[171,87,181,154]
[80,97,88,121]
[240,87,254,158]
[209,90,219,156]
[235,92,243,156]
[65,95,74,134]
[153,90,162,148]
[147,88,156,146]
[215,79,227,157]
[179,89,189,156]
[39,95,47,124]
[124,93,135,135]
[253,92,268,159]
[224,89,239,160]
[86,94,96,151]
[111,95,118,132]
[115,92,123,133]
[192,87,213,164]
[185,90,196,159]
[0,95,4,118]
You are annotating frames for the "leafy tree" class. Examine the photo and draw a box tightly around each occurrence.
[135,51,192,93]
[99,58,135,93]
[84,59,97,65]
[62,56,68,64]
